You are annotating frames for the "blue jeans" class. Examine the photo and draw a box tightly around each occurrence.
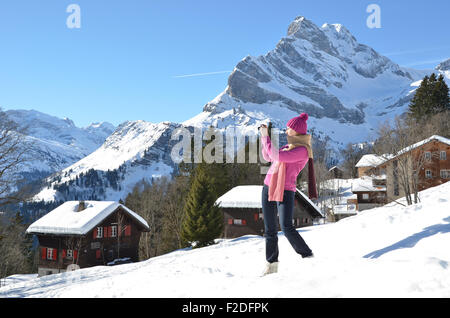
[262,184,313,263]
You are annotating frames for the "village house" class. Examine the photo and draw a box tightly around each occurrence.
[349,153,389,211]
[351,175,387,211]
[26,200,150,277]
[215,185,323,238]
[375,135,450,202]
[328,166,345,179]
[355,154,387,178]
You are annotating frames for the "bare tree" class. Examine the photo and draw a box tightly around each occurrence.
[116,210,126,259]
[160,174,191,253]
[373,116,431,205]
[63,236,83,266]
[0,109,31,206]
[0,108,35,282]
[0,213,32,284]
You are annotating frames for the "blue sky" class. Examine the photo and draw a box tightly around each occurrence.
[0,0,448,127]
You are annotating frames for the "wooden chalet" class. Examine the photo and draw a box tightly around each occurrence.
[351,175,387,211]
[375,135,450,202]
[355,154,387,178]
[215,185,324,238]
[328,166,344,179]
[26,200,150,277]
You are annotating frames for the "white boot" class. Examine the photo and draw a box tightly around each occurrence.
[262,261,278,276]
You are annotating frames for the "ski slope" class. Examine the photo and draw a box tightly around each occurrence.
[1,181,450,298]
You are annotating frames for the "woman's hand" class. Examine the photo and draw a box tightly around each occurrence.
[282,144,295,151]
[260,124,269,137]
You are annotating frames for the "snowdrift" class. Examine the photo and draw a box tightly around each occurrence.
[1,181,450,297]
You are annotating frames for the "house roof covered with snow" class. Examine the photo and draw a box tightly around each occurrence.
[372,135,450,168]
[215,185,324,218]
[26,201,150,235]
[215,185,263,209]
[394,135,450,159]
[355,154,387,168]
[351,177,386,192]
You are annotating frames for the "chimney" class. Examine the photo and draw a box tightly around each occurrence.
[77,200,86,212]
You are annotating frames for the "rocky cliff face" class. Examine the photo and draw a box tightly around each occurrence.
[436,58,450,71]
[29,16,448,204]
[185,16,430,149]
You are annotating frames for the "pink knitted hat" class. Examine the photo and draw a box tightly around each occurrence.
[287,113,308,134]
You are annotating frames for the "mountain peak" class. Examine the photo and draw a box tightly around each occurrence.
[436,58,450,71]
[286,15,322,38]
[186,15,429,152]
[321,23,357,43]
[62,117,75,127]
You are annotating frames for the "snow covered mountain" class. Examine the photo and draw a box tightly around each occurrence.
[33,120,184,202]
[436,58,450,72]
[30,16,448,204]
[436,58,450,81]
[2,180,450,297]
[4,109,115,186]
[183,16,434,149]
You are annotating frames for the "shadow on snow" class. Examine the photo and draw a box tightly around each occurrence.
[364,216,450,259]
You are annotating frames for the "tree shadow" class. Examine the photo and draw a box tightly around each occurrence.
[364,216,450,259]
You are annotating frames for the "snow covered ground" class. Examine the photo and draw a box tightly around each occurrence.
[1,181,450,298]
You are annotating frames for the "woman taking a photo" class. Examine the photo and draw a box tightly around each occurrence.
[259,113,317,276]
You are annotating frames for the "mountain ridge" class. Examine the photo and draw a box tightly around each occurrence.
[25,16,450,203]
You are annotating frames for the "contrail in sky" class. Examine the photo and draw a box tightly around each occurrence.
[382,46,450,57]
[401,58,448,67]
[173,70,232,78]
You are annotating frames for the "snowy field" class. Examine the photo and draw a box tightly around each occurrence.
[1,181,450,298]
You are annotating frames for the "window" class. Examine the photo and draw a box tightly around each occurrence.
[425,170,432,178]
[232,219,246,225]
[111,225,117,237]
[362,193,369,200]
[425,152,431,161]
[96,226,103,238]
[440,151,447,160]
[47,248,53,260]
[440,170,450,179]
[46,248,56,261]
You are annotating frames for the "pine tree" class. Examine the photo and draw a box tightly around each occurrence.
[181,167,223,248]
[408,75,430,121]
[431,74,450,114]
[408,73,450,121]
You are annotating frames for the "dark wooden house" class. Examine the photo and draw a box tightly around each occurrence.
[26,200,150,277]
[328,166,344,179]
[351,176,387,211]
[215,185,324,239]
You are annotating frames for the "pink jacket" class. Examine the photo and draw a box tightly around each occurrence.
[261,135,309,192]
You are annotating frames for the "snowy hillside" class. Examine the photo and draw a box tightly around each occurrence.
[3,181,450,297]
[33,120,183,202]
